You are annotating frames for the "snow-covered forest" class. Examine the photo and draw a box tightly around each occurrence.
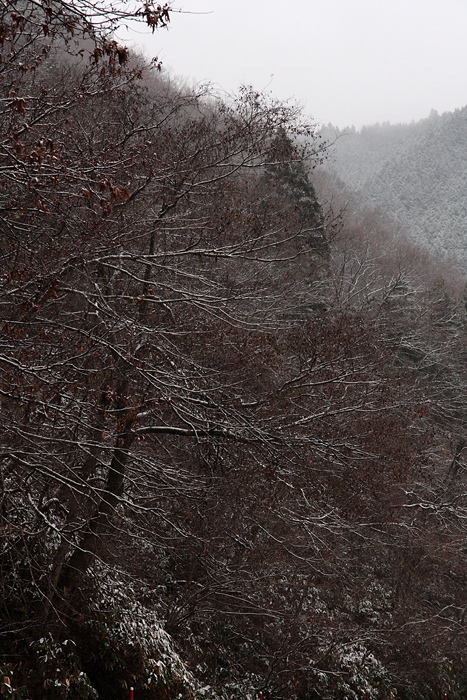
[322,109,467,272]
[2,4,467,700]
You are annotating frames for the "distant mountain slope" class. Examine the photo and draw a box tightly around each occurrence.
[322,107,467,272]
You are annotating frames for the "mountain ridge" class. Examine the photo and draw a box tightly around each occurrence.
[322,106,467,271]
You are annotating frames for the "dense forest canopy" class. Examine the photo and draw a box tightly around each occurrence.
[322,108,467,272]
[2,4,467,700]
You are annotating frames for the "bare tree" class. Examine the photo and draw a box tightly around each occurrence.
[4,7,467,699]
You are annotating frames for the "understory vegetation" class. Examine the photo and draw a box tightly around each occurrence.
[2,3,467,699]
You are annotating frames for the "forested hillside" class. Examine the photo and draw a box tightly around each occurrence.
[3,4,467,700]
[323,108,467,271]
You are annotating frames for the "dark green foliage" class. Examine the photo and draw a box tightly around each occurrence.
[265,129,324,226]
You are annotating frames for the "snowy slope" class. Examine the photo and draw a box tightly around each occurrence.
[323,108,467,271]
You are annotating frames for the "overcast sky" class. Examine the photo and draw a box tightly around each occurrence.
[118,0,467,129]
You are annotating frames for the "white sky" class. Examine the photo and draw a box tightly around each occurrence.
[117,0,467,129]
